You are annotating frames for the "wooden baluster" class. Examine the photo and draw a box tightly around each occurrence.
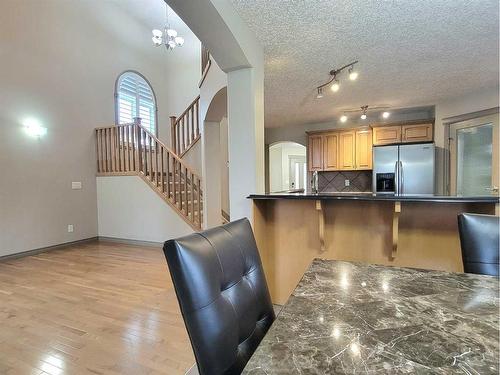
[197,176,202,227]
[126,125,131,172]
[190,172,195,222]
[170,116,177,154]
[181,119,185,154]
[173,159,177,205]
[135,125,140,173]
[96,129,100,173]
[121,126,125,172]
[195,100,199,137]
[155,141,160,187]
[123,126,128,172]
[184,167,189,215]
[104,128,109,173]
[148,134,153,182]
[166,152,170,198]
[160,147,165,193]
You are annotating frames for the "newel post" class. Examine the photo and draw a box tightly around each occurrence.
[170,116,177,153]
[134,119,141,173]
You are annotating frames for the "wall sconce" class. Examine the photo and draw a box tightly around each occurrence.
[23,118,47,138]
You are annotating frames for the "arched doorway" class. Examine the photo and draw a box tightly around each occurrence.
[268,142,307,192]
[202,87,229,227]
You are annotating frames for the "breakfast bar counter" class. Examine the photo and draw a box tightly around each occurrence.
[243,259,499,374]
[249,192,498,304]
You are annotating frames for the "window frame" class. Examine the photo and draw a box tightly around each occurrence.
[114,70,158,136]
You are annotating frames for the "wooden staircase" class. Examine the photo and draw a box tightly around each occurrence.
[95,122,203,230]
[170,95,201,157]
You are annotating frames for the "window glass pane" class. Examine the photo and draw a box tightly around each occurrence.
[457,123,493,195]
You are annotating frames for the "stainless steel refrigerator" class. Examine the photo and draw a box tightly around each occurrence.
[372,143,435,195]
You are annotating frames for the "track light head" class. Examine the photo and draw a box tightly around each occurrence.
[340,114,348,123]
[348,66,358,81]
[330,79,340,92]
[316,87,324,99]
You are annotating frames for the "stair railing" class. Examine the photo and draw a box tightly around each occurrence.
[170,95,200,157]
[95,122,203,230]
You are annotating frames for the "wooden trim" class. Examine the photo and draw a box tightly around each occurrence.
[198,59,212,88]
[0,237,98,261]
[370,118,435,128]
[97,236,163,247]
[306,125,370,136]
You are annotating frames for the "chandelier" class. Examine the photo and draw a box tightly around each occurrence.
[152,5,184,50]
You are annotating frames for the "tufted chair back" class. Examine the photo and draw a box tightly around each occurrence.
[458,213,499,276]
[163,218,275,375]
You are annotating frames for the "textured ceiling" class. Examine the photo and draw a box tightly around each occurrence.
[230,0,499,128]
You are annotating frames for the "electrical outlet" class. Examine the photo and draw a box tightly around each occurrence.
[67,224,74,233]
[71,181,82,190]
[345,179,350,187]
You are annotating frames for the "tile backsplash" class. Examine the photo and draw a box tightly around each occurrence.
[317,171,372,192]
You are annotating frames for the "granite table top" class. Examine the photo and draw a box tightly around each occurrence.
[243,259,499,374]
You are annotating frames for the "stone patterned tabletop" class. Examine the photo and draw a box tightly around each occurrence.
[243,259,499,374]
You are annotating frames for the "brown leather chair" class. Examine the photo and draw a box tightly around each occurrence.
[458,213,499,276]
[163,218,275,375]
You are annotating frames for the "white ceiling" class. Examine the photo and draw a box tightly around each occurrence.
[230,0,499,128]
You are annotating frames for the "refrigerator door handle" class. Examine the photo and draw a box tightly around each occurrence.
[399,161,404,195]
[394,161,399,195]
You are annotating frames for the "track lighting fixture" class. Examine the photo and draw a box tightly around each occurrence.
[315,61,359,99]
[360,105,368,120]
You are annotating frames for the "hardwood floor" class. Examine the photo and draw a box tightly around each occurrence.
[0,240,195,375]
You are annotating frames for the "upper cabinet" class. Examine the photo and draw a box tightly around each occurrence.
[372,125,401,146]
[339,131,356,170]
[355,129,373,170]
[307,127,372,171]
[373,122,434,146]
[323,132,339,170]
[401,123,433,143]
[308,134,323,171]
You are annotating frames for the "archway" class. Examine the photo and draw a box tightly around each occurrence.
[268,141,307,192]
[202,87,229,227]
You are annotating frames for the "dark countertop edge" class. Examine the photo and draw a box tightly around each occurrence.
[247,194,500,203]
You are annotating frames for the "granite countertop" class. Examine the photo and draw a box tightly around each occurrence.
[248,192,500,203]
[243,259,499,374]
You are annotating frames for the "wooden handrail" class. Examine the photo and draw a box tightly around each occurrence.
[95,123,203,229]
[170,95,200,156]
[201,44,210,74]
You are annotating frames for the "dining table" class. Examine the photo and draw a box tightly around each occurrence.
[242,259,499,374]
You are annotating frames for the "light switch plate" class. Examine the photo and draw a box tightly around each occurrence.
[72,181,82,190]
[345,179,350,187]
[67,224,74,233]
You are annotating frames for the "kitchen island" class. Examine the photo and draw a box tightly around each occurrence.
[249,192,499,304]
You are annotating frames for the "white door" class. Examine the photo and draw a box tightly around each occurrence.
[450,114,499,196]
[289,155,306,190]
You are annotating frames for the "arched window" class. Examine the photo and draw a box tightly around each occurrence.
[115,71,157,134]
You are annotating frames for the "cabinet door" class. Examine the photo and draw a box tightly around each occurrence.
[355,129,373,170]
[323,132,339,170]
[402,123,433,143]
[308,135,323,171]
[372,126,401,146]
[339,131,356,170]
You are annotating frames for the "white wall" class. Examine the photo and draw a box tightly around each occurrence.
[220,117,230,215]
[97,176,192,242]
[0,0,200,256]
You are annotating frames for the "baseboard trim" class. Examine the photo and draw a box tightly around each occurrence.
[0,237,98,261]
[97,236,163,247]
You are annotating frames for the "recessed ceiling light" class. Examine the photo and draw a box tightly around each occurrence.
[382,111,390,119]
[340,114,348,122]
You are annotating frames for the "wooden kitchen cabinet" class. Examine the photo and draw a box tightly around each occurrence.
[308,134,323,171]
[323,132,339,170]
[402,123,433,143]
[355,128,373,170]
[372,125,402,146]
[339,131,356,170]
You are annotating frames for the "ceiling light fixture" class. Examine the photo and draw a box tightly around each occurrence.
[360,105,368,120]
[152,5,184,50]
[382,111,390,119]
[23,117,47,138]
[315,60,359,98]
[340,114,348,122]
[348,66,358,81]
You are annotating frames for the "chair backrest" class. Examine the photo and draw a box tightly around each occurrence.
[164,218,275,375]
[458,213,500,276]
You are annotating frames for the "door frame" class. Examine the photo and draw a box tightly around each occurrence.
[288,155,306,190]
[448,113,499,195]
